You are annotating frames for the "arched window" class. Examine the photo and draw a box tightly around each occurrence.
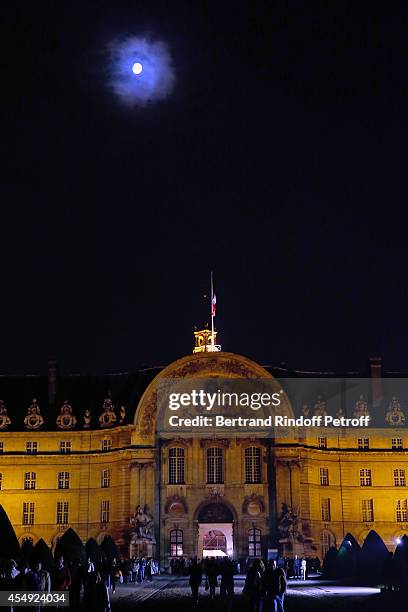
[169,447,185,484]
[207,447,223,484]
[248,528,261,557]
[170,529,183,556]
[245,447,261,483]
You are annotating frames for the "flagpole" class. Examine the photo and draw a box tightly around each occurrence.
[211,271,215,351]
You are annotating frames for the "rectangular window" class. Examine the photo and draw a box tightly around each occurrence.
[24,472,36,490]
[170,529,183,557]
[394,469,406,487]
[168,447,185,484]
[101,500,110,523]
[318,437,327,449]
[0,442,3,453]
[60,441,72,454]
[248,528,262,557]
[358,438,370,450]
[360,469,372,486]
[58,472,70,490]
[245,447,261,483]
[0,473,2,490]
[392,438,403,450]
[321,498,331,522]
[22,502,35,526]
[26,442,38,454]
[362,499,374,522]
[56,501,69,525]
[101,439,112,451]
[101,469,111,488]
[396,500,408,523]
[207,447,223,484]
[320,468,329,486]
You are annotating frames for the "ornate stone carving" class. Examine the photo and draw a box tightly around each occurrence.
[200,438,230,448]
[99,395,117,428]
[130,505,154,539]
[135,352,294,439]
[0,401,11,430]
[302,404,310,418]
[24,399,44,430]
[56,400,77,430]
[385,396,405,427]
[353,395,370,419]
[242,493,265,515]
[165,494,188,515]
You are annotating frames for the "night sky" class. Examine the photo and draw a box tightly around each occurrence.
[3,1,408,375]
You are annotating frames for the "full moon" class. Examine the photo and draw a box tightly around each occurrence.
[132,62,143,75]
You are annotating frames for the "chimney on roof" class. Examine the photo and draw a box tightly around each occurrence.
[48,359,57,408]
[369,356,382,408]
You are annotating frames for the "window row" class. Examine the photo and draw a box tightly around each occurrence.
[168,446,262,485]
[318,468,407,487]
[318,437,404,450]
[0,469,111,491]
[320,498,408,523]
[169,528,262,557]
[22,500,111,525]
[0,440,113,454]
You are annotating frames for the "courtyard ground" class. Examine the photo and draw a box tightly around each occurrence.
[108,574,401,611]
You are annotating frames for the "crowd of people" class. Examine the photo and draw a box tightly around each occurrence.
[0,554,160,611]
[185,556,287,611]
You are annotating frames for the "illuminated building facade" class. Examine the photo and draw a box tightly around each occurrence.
[0,344,407,566]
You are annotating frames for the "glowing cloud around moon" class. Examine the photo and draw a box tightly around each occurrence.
[109,36,175,107]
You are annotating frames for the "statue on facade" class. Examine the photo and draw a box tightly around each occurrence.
[301,404,310,418]
[385,396,406,427]
[83,409,91,428]
[99,395,117,428]
[0,401,11,430]
[277,503,302,541]
[119,405,126,424]
[313,396,327,417]
[130,505,154,539]
[56,400,77,430]
[24,399,44,430]
[353,395,370,419]
[336,407,345,419]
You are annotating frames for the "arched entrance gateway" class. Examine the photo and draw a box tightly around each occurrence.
[196,502,235,558]
[131,350,295,567]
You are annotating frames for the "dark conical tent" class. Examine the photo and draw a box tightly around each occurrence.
[0,504,20,560]
[359,530,389,584]
[335,533,361,580]
[54,528,85,564]
[21,538,34,562]
[322,546,338,579]
[100,535,118,563]
[394,534,408,587]
[33,539,54,573]
[85,538,106,566]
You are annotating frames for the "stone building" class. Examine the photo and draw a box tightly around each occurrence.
[0,338,407,566]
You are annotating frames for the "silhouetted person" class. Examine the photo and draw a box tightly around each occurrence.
[189,558,202,604]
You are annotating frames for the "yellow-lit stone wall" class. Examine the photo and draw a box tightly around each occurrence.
[1,353,408,565]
